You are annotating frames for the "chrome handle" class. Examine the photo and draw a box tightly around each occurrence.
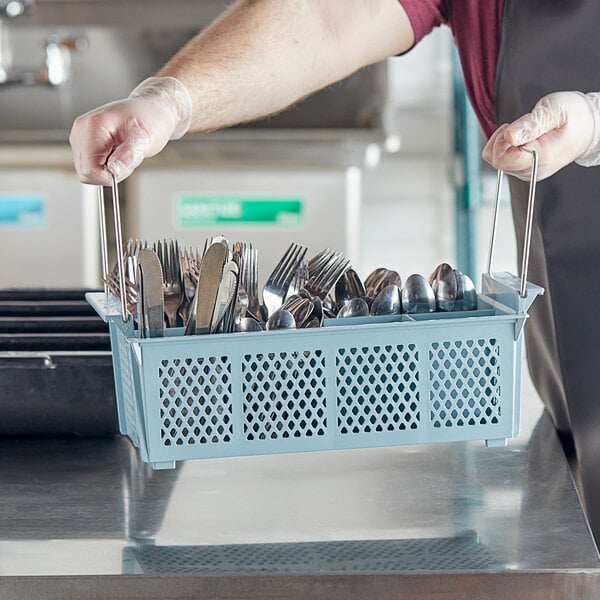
[486,148,538,298]
[98,170,128,321]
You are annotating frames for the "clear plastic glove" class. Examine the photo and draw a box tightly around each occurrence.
[69,76,193,185]
[482,91,600,181]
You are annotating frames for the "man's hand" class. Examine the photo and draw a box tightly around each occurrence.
[69,77,192,185]
[483,91,600,181]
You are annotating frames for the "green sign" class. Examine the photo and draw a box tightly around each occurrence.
[175,194,304,228]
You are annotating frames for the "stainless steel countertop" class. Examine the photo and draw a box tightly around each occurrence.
[1,391,599,599]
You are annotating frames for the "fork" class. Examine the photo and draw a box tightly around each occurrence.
[234,243,261,321]
[262,242,308,318]
[304,249,351,300]
[154,239,183,328]
[104,272,137,314]
[179,245,201,324]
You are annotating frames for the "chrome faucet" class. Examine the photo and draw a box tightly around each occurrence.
[0,0,86,87]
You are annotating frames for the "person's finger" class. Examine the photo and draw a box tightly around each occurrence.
[69,113,117,185]
[482,124,508,164]
[505,97,567,146]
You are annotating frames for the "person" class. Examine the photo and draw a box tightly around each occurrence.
[70,0,600,543]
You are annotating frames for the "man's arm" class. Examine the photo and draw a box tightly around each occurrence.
[70,0,414,184]
[157,0,414,134]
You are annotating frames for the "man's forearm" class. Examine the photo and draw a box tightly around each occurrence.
[156,0,413,135]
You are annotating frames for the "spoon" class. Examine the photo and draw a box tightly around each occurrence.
[453,270,478,311]
[370,284,401,316]
[334,268,366,309]
[265,309,296,330]
[401,274,436,314]
[337,297,370,318]
[282,296,314,327]
[301,316,321,328]
[429,262,453,286]
[365,268,402,299]
[311,295,324,326]
[236,316,263,333]
[364,267,387,295]
[432,264,457,311]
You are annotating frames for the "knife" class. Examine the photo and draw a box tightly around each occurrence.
[185,241,228,335]
[210,261,239,334]
[137,248,165,338]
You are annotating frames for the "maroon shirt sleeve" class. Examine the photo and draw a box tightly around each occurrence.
[397,0,448,45]
[396,0,504,138]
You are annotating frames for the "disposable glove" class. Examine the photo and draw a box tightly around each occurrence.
[482,91,600,181]
[69,76,192,185]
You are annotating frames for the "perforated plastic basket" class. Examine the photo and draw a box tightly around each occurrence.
[87,272,540,469]
[90,159,542,469]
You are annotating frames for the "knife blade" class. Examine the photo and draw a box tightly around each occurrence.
[137,248,165,338]
[185,241,228,335]
[210,261,239,334]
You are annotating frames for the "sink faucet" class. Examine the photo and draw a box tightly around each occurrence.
[0,0,86,87]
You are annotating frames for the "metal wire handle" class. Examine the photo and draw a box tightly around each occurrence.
[486,148,538,298]
[98,169,128,322]
[97,186,109,298]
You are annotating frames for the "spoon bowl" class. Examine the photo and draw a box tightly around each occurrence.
[265,309,296,331]
[370,284,401,316]
[236,316,263,333]
[453,270,478,311]
[401,274,436,314]
[337,297,370,319]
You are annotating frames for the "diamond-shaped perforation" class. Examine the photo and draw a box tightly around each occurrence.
[336,344,420,434]
[429,339,501,428]
[119,335,138,446]
[159,356,233,446]
[129,535,500,574]
[241,350,327,441]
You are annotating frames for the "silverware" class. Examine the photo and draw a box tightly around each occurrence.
[210,261,239,334]
[430,263,457,312]
[370,284,401,316]
[154,239,183,328]
[236,316,263,333]
[137,248,165,338]
[103,272,137,314]
[334,268,366,309]
[305,248,350,300]
[401,274,436,314]
[337,297,370,318]
[179,245,201,324]
[453,270,478,311]
[365,268,401,300]
[265,309,296,330]
[281,295,314,328]
[185,241,228,335]
[262,242,308,318]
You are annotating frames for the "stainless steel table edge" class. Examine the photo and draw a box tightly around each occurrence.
[2,570,600,600]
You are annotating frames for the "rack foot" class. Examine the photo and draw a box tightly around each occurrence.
[485,438,508,448]
[152,461,176,470]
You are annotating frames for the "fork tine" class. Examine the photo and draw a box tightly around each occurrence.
[312,253,343,289]
[269,242,296,284]
[279,246,308,290]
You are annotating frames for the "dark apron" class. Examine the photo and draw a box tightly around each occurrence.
[495,0,600,541]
